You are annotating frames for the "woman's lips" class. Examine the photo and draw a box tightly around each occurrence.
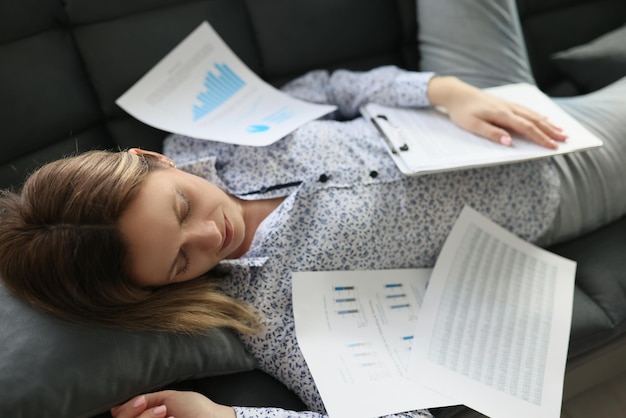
[222,217,233,250]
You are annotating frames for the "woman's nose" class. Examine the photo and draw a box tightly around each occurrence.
[187,219,222,253]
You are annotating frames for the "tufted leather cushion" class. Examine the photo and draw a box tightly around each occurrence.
[0,279,257,418]
[548,215,626,358]
[516,0,626,96]
[551,24,626,93]
[0,0,418,190]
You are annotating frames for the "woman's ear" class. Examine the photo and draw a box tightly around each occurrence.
[128,148,176,168]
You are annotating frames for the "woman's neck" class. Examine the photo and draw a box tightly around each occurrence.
[229,196,285,259]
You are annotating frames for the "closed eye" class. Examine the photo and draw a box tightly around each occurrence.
[176,190,193,276]
[179,249,190,275]
[178,190,193,223]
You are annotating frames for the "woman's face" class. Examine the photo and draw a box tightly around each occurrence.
[118,167,245,287]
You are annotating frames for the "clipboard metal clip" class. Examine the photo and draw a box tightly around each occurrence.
[370,114,409,154]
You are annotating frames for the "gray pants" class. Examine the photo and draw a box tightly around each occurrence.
[418,0,626,245]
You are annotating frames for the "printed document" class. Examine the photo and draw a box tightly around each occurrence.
[116,22,335,146]
[407,206,576,418]
[360,83,603,175]
[292,269,456,418]
[293,206,576,418]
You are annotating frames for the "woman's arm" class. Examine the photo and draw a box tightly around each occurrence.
[110,391,433,418]
[281,66,433,119]
[282,66,567,148]
[110,392,329,418]
[111,391,235,418]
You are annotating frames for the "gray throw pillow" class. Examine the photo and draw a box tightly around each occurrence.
[551,24,626,93]
[0,281,256,418]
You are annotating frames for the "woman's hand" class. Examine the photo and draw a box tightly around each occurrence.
[427,76,568,149]
[110,390,236,418]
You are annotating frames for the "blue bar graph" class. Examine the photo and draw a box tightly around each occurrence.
[337,309,359,315]
[335,297,357,303]
[346,342,369,348]
[193,63,245,121]
[386,294,406,299]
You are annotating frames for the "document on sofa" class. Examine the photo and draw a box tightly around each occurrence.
[407,206,576,418]
[293,206,576,418]
[360,83,603,176]
[116,22,335,146]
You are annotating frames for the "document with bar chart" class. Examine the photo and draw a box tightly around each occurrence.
[292,269,455,418]
[116,22,335,146]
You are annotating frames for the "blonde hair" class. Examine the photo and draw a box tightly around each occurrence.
[0,150,259,334]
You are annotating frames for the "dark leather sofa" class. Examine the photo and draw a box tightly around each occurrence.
[1,0,625,417]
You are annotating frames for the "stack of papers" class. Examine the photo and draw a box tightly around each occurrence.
[293,206,576,418]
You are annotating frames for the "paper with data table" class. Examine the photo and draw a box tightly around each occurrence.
[407,206,576,418]
[116,22,335,145]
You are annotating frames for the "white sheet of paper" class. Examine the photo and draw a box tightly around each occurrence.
[292,269,457,418]
[361,83,603,175]
[407,206,576,418]
[116,22,335,146]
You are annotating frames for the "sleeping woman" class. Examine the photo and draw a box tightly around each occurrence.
[2,1,626,417]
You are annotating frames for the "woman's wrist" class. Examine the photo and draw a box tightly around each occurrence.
[427,75,476,108]
[212,404,237,418]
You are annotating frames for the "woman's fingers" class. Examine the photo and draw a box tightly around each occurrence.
[110,395,171,418]
[429,75,569,149]
[497,112,558,149]
[110,395,147,418]
[476,104,567,149]
[511,104,568,143]
[454,116,512,146]
[135,405,169,418]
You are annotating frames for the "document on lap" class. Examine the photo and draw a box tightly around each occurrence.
[116,21,335,146]
[293,206,576,418]
[361,84,603,176]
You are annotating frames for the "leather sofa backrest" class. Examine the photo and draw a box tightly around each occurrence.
[0,0,418,190]
[516,0,626,95]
